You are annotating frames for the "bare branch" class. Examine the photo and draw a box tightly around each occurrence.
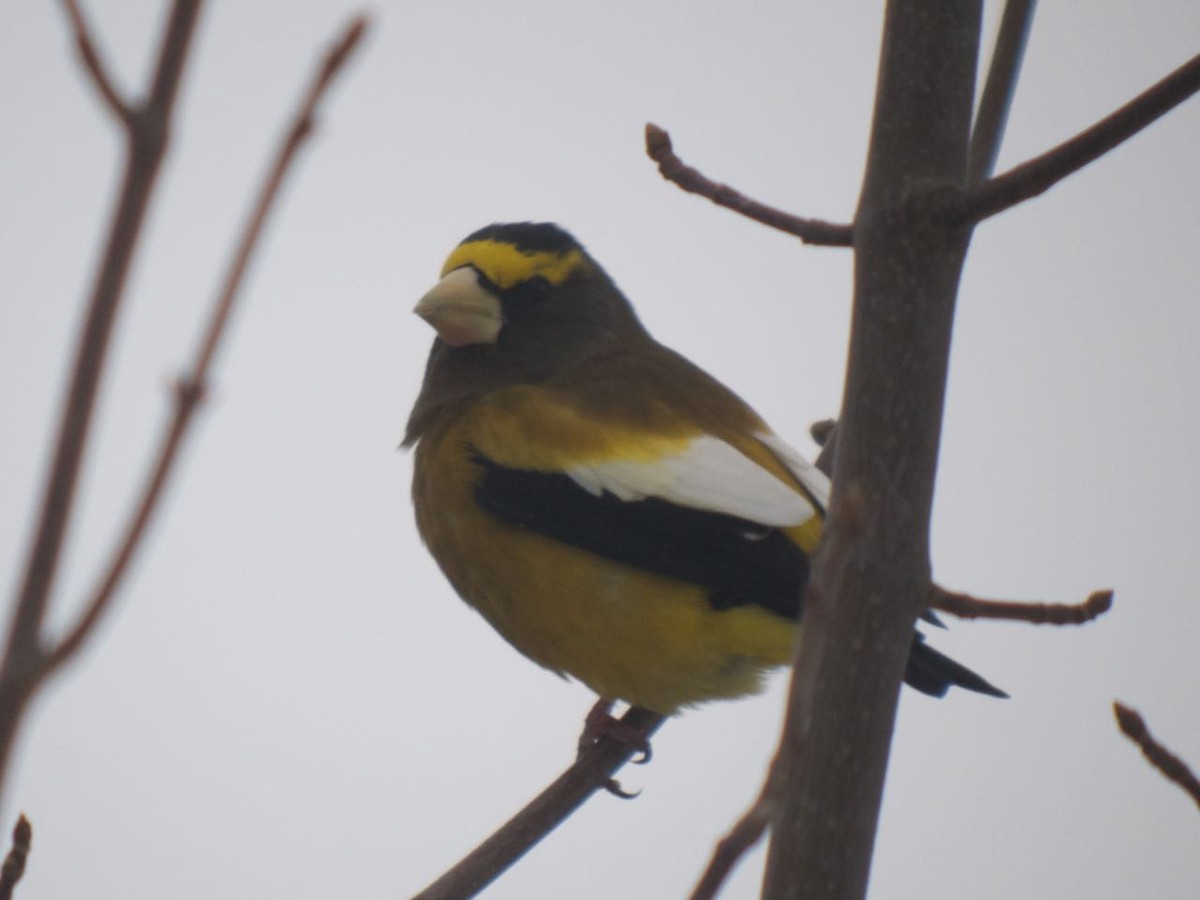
[60,0,134,125]
[412,707,666,900]
[762,4,984,895]
[644,124,854,246]
[0,815,31,900]
[3,0,202,703]
[192,13,366,377]
[956,51,1200,223]
[930,585,1112,625]
[1114,703,1200,810]
[968,0,1036,182]
[43,14,370,677]
[689,780,776,900]
[40,378,199,676]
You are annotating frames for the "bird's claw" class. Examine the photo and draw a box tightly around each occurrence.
[577,699,654,764]
[602,778,642,799]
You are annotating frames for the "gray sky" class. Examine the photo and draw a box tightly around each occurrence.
[2,2,1199,898]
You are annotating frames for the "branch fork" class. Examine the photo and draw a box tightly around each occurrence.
[0,1,369,808]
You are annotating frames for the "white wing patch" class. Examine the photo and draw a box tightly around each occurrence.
[566,434,814,527]
[755,430,831,510]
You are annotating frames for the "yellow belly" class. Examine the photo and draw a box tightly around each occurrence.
[413,423,799,714]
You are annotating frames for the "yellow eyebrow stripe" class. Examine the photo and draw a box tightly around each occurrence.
[441,239,583,290]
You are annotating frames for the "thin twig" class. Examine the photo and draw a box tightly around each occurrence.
[1114,703,1200,810]
[3,0,202,699]
[42,14,370,677]
[0,815,31,900]
[955,51,1200,223]
[967,0,1036,183]
[60,0,134,125]
[689,783,776,900]
[644,124,854,246]
[412,707,666,900]
[193,13,367,378]
[930,585,1112,625]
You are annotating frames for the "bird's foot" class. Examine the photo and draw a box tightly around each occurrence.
[577,699,653,763]
[577,699,654,798]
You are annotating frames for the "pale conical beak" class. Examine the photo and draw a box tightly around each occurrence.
[413,267,503,346]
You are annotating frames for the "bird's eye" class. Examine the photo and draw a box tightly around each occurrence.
[505,275,552,307]
[525,275,552,300]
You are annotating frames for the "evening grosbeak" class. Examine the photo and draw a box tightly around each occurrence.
[404,222,1003,715]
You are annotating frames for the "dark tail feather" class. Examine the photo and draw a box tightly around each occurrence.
[904,633,1007,698]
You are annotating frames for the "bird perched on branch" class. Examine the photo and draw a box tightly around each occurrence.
[404,222,1003,716]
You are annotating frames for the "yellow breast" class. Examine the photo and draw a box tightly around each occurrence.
[412,415,802,714]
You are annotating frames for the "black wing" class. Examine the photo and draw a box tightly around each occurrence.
[473,454,808,619]
[473,454,1007,699]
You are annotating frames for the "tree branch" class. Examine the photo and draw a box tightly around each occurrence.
[60,0,134,125]
[967,0,1036,182]
[0,815,31,900]
[411,707,665,900]
[644,123,854,246]
[930,585,1112,625]
[689,787,775,900]
[42,14,369,678]
[956,51,1200,223]
[0,4,368,813]
[1114,703,1200,810]
[810,424,1113,629]
[3,0,202,710]
[762,3,984,897]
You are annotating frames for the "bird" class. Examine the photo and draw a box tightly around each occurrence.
[404,221,1004,717]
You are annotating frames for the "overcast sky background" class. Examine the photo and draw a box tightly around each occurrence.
[2,2,1198,898]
